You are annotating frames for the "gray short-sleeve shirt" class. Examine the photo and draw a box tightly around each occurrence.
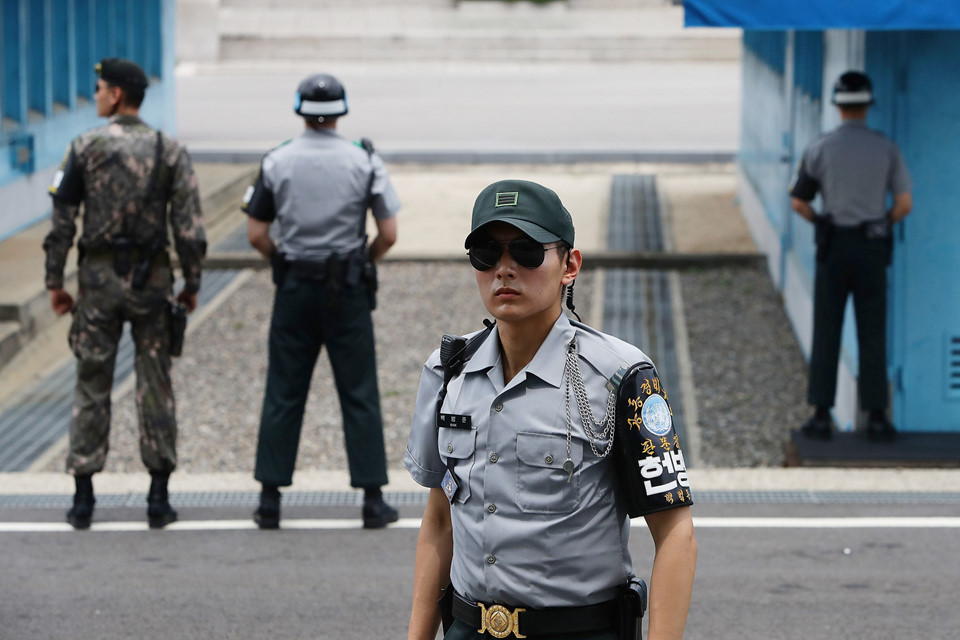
[258,128,401,260]
[790,120,911,227]
[404,314,655,609]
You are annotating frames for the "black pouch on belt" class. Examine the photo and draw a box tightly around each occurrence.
[168,301,188,357]
[619,579,648,640]
[113,237,133,277]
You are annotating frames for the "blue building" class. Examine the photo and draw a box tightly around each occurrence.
[0,0,176,241]
[685,1,960,434]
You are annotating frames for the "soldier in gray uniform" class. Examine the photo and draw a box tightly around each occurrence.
[790,71,912,442]
[44,58,207,529]
[243,73,401,529]
[405,180,697,640]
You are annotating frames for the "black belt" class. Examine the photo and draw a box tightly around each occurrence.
[452,590,618,638]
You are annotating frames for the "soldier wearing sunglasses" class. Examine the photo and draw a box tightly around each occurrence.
[404,180,697,640]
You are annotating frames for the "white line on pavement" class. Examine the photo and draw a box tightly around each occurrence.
[3,516,960,533]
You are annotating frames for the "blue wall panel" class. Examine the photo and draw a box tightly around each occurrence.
[794,32,823,101]
[0,0,176,238]
[51,0,77,109]
[74,0,92,100]
[868,31,960,432]
[2,0,28,126]
[27,0,53,117]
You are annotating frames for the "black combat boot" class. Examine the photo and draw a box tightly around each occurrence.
[146,471,178,529]
[801,407,833,440]
[866,411,897,442]
[254,484,281,529]
[67,474,95,530]
[362,487,399,529]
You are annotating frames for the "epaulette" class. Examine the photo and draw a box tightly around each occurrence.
[354,137,375,155]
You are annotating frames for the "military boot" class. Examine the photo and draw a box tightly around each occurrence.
[146,472,178,529]
[67,474,95,530]
[362,487,399,529]
[254,484,281,530]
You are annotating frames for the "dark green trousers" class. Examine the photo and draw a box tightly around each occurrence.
[254,273,388,488]
[808,228,889,412]
[443,618,617,640]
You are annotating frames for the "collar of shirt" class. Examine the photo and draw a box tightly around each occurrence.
[302,127,342,142]
[462,314,576,391]
[110,114,144,126]
[839,119,868,130]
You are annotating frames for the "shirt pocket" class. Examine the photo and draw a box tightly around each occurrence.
[516,432,583,514]
[438,426,477,504]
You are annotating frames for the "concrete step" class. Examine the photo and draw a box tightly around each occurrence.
[219,35,739,62]
[213,4,739,63]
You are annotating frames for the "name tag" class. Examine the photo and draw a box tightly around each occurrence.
[437,413,472,429]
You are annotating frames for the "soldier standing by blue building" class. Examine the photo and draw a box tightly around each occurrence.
[404,180,697,640]
[44,58,207,529]
[242,73,401,529]
[790,71,913,442]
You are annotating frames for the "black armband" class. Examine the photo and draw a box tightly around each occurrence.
[789,164,820,201]
[612,364,693,518]
[241,168,276,222]
[49,145,84,205]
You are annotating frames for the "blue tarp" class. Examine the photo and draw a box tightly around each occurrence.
[684,0,960,30]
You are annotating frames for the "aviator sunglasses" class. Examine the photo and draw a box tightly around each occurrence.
[467,237,561,271]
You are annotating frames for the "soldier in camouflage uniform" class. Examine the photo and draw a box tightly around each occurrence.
[43,58,206,530]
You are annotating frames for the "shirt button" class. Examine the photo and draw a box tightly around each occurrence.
[545,454,554,464]
[494,402,503,412]
[447,444,453,453]
[486,555,496,565]
[487,504,496,514]
[489,453,499,463]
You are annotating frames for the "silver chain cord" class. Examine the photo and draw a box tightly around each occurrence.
[564,338,617,459]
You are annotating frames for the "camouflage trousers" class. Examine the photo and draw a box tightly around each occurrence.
[66,254,177,475]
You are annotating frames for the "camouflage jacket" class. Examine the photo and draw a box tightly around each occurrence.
[43,115,207,293]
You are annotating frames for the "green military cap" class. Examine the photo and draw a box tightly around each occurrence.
[95,58,149,89]
[466,179,575,248]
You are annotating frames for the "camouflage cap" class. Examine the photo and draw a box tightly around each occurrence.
[96,58,148,89]
[466,179,575,248]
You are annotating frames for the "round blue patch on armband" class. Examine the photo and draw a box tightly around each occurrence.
[641,394,672,436]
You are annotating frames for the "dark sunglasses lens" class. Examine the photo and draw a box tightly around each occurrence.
[468,241,501,271]
[509,239,545,269]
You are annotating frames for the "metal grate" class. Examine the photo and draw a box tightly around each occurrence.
[602,175,686,451]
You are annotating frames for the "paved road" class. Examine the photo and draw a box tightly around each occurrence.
[2,502,958,639]
[175,61,740,154]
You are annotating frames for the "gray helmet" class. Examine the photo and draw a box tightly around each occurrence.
[831,71,874,107]
[294,73,348,120]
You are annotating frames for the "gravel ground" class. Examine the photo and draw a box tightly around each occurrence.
[41,262,806,474]
[680,266,808,467]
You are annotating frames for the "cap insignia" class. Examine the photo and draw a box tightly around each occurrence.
[495,192,519,207]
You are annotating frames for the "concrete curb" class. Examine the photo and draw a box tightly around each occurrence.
[4,467,959,495]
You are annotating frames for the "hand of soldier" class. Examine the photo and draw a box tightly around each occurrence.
[176,290,198,314]
[49,289,75,316]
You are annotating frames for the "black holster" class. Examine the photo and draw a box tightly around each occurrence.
[438,584,455,636]
[362,258,378,310]
[619,579,648,640]
[168,301,188,357]
[270,250,288,287]
[814,214,835,263]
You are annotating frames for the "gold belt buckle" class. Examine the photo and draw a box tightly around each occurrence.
[477,602,526,639]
